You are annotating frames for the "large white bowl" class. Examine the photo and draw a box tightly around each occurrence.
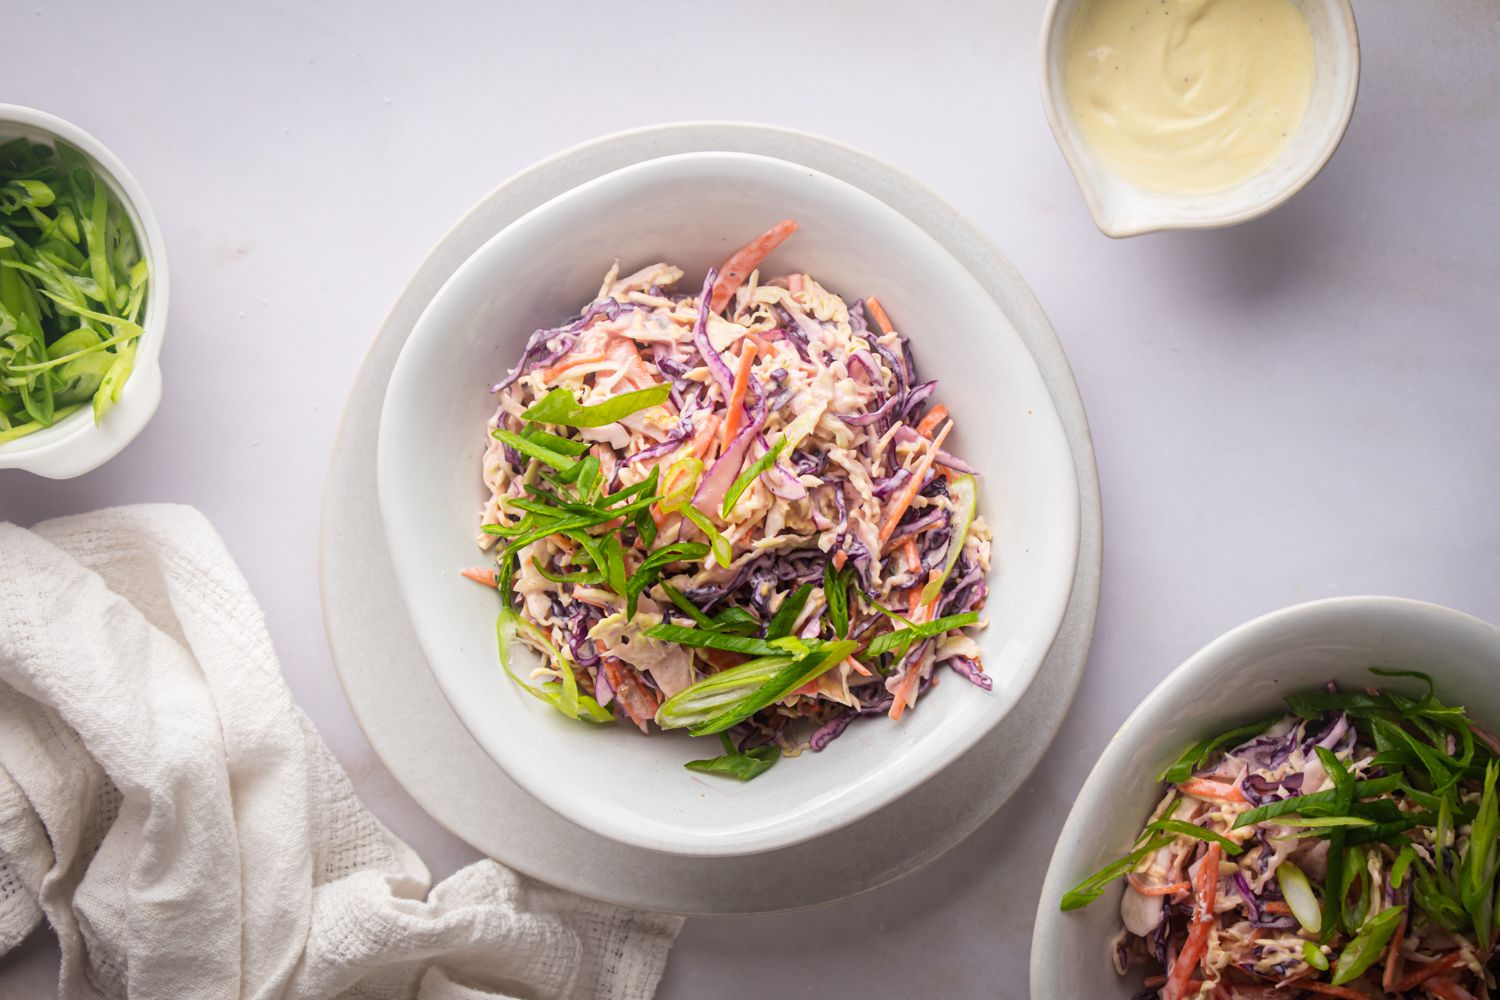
[1039,0,1360,237]
[0,104,169,478]
[378,151,1080,857]
[1032,596,1500,998]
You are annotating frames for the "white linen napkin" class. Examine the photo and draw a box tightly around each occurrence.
[0,504,681,1000]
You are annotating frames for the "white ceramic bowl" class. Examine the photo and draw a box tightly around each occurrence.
[378,150,1081,857]
[1032,596,1500,998]
[1039,0,1360,237]
[0,105,169,479]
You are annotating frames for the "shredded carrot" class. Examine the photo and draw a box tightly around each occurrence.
[539,351,608,381]
[901,538,921,574]
[832,549,848,571]
[1261,901,1293,915]
[1177,777,1248,804]
[865,295,895,335]
[889,663,922,722]
[1164,843,1220,1000]
[460,567,498,587]
[691,412,720,459]
[709,219,799,314]
[1127,874,1191,897]
[1420,976,1478,1000]
[1382,909,1409,993]
[1394,953,1467,992]
[877,421,953,549]
[915,404,948,439]
[1287,982,1382,999]
[719,341,758,450]
[845,655,872,678]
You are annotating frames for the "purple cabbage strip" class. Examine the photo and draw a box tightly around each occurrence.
[490,298,629,393]
[884,507,944,544]
[872,468,911,498]
[691,268,735,399]
[693,379,766,511]
[943,656,993,691]
[848,299,870,336]
[836,393,901,427]
[1233,872,1261,923]
[898,380,937,421]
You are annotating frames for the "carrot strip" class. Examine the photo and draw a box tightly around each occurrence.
[1127,873,1191,896]
[1394,953,1467,992]
[719,342,758,451]
[539,351,608,381]
[1421,976,1478,1000]
[889,663,922,722]
[1261,901,1293,915]
[691,412,720,459]
[915,404,948,439]
[832,550,848,571]
[460,567,498,587]
[1165,843,1221,1000]
[901,538,921,574]
[709,219,799,314]
[600,657,659,734]
[1178,777,1248,804]
[865,295,895,335]
[877,422,953,549]
[1285,983,1373,999]
[845,656,872,678]
[1382,909,1409,993]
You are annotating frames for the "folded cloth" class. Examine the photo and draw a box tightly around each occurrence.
[0,505,681,1000]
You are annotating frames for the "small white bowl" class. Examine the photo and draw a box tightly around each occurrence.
[378,150,1081,856]
[1032,596,1500,998]
[0,105,169,479]
[1039,0,1360,237]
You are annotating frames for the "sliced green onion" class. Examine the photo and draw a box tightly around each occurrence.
[684,733,780,781]
[522,384,671,427]
[1141,818,1244,856]
[823,559,851,638]
[1059,834,1175,912]
[918,474,977,607]
[864,612,979,657]
[677,503,732,568]
[496,609,611,724]
[721,435,787,516]
[1276,862,1322,934]
[1302,941,1329,972]
[766,583,813,640]
[1330,905,1405,985]
[491,427,575,471]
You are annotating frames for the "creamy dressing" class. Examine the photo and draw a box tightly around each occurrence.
[1064,0,1316,194]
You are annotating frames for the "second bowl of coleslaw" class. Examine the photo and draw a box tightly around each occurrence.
[378,150,1079,856]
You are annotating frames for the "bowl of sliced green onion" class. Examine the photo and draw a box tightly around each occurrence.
[0,104,167,479]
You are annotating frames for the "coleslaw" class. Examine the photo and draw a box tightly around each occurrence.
[1062,669,1500,999]
[466,221,993,779]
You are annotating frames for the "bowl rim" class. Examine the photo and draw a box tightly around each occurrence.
[1030,594,1500,995]
[0,103,170,478]
[1036,0,1361,238]
[377,147,1082,856]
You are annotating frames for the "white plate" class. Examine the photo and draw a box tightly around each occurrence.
[377,150,1080,857]
[321,121,1100,913]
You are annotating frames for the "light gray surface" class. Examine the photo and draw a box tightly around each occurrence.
[2,1,1498,997]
